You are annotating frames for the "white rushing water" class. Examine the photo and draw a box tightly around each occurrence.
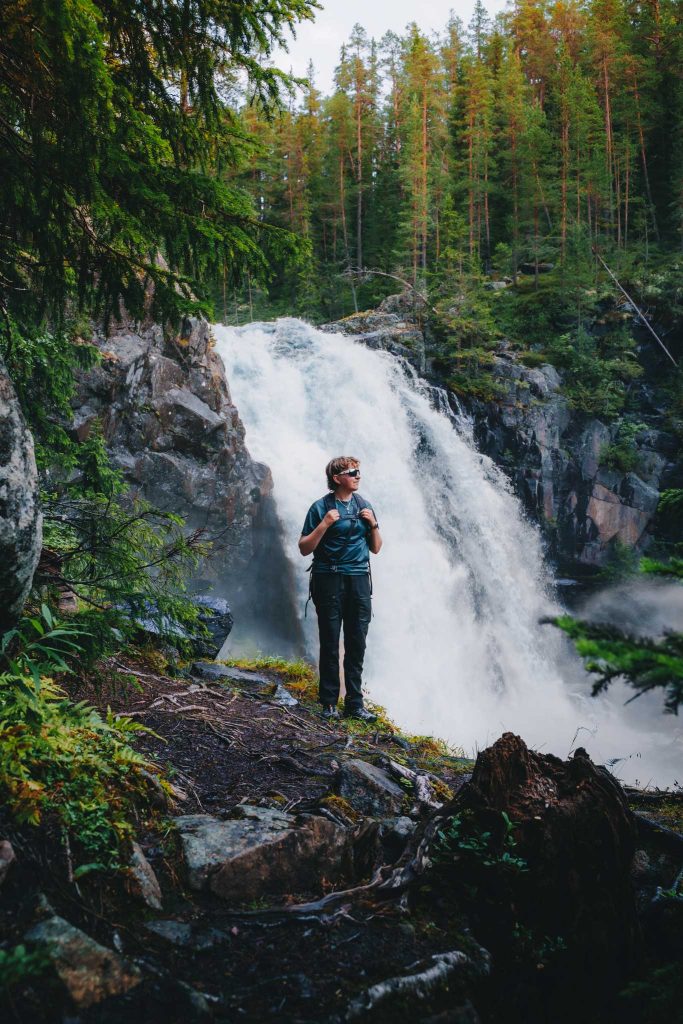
[214,318,681,786]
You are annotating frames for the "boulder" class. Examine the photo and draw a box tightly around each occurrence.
[337,759,406,817]
[0,359,42,630]
[25,915,142,1009]
[129,841,163,910]
[174,806,351,902]
[322,305,427,372]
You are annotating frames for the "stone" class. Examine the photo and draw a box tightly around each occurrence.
[192,595,234,657]
[0,358,42,630]
[0,839,16,887]
[272,682,298,707]
[25,915,142,1009]
[191,661,273,689]
[144,920,193,947]
[337,759,405,817]
[129,842,163,910]
[379,816,417,861]
[586,483,651,546]
[174,807,351,902]
[461,345,673,569]
[154,387,225,454]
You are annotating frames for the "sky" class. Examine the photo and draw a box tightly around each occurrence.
[271,0,509,95]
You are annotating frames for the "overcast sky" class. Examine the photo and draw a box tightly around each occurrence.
[272,0,509,95]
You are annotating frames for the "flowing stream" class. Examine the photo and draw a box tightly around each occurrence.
[214,318,681,786]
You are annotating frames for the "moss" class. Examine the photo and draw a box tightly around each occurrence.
[320,795,361,824]
[220,655,319,703]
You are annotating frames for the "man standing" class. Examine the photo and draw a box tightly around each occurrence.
[299,456,382,721]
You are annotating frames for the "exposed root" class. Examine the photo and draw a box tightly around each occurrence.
[345,950,474,1020]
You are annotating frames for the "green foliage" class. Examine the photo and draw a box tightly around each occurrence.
[435,810,529,873]
[655,490,683,542]
[0,660,156,872]
[545,328,639,419]
[600,420,648,473]
[0,605,87,691]
[620,963,683,1024]
[0,0,319,342]
[0,945,50,993]
[551,614,683,714]
[597,539,641,582]
[40,481,209,659]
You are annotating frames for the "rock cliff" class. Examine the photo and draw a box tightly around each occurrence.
[0,357,42,628]
[463,354,678,570]
[73,317,301,650]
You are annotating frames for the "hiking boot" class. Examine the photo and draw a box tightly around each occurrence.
[321,705,340,720]
[344,706,378,722]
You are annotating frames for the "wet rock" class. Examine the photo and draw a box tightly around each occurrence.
[25,915,142,1009]
[0,839,16,887]
[192,595,233,657]
[337,759,406,817]
[0,358,42,630]
[129,842,163,910]
[174,806,351,902]
[322,307,426,372]
[115,596,232,659]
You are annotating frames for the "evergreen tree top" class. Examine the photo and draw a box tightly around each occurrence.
[0,0,319,333]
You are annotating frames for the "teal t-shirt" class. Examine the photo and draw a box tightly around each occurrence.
[302,494,375,574]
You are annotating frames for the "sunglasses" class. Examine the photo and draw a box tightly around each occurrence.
[337,468,360,478]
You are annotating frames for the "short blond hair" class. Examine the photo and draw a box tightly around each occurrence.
[325,456,360,490]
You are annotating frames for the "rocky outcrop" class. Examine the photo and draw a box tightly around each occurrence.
[0,358,42,629]
[73,317,301,648]
[322,293,428,373]
[461,353,677,569]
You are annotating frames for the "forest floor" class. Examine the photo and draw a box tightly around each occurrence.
[2,650,682,1023]
[1,652,485,1024]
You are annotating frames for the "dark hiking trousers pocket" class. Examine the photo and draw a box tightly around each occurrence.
[312,573,371,708]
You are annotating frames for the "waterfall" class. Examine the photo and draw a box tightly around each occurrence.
[214,318,681,786]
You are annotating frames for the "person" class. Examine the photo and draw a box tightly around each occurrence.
[299,456,382,721]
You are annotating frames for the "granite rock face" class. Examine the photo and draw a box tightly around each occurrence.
[174,806,351,902]
[0,359,42,629]
[73,317,301,649]
[461,353,677,569]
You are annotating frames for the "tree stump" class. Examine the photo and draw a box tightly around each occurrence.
[438,732,640,1013]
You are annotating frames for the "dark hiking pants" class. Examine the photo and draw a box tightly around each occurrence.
[312,572,372,710]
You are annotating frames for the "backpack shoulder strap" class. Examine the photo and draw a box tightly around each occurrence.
[322,492,336,514]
